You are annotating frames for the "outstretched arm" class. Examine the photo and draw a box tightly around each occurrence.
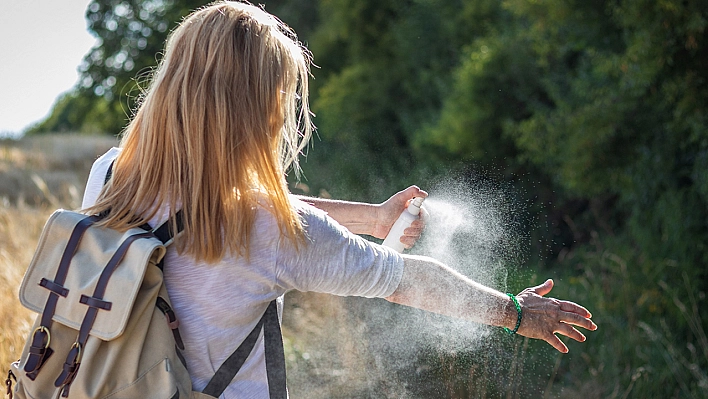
[386,255,597,353]
[296,186,428,248]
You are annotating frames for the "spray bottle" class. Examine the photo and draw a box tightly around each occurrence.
[382,197,425,252]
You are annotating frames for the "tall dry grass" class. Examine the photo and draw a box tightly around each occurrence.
[0,205,53,368]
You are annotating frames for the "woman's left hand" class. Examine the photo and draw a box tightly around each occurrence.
[373,186,428,248]
[515,279,597,353]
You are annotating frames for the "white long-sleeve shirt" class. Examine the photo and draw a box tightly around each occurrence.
[82,148,404,398]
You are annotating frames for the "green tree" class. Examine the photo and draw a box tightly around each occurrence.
[504,0,708,269]
[297,0,507,198]
[31,0,210,134]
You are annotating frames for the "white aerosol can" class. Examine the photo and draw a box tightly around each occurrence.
[382,197,425,252]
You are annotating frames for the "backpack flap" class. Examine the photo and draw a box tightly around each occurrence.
[19,209,167,341]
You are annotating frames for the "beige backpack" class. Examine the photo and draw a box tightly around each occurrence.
[5,208,286,399]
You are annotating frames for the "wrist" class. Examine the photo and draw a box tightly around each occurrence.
[370,203,388,239]
[502,294,522,334]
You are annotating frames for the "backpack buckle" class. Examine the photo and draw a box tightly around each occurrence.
[54,341,82,392]
[69,342,83,364]
[24,326,53,377]
[31,326,51,350]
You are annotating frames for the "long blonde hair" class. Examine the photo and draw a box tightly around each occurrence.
[86,1,313,262]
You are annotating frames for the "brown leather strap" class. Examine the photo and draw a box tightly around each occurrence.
[25,215,98,376]
[56,345,81,397]
[40,215,100,330]
[156,297,185,350]
[39,278,69,297]
[78,231,154,343]
[79,295,112,311]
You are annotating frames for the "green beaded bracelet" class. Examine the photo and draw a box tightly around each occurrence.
[503,293,522,335]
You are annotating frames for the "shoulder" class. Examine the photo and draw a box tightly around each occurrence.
[93,147,122,174]
[81,147,122,209]
[250,195,336,244]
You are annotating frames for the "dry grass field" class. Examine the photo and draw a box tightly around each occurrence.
[0,206,53,371]
[0,134,382,398]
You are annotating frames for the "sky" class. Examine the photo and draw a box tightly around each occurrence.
[0,0,97,137]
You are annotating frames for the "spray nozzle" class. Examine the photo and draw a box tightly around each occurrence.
[407,197,425,216]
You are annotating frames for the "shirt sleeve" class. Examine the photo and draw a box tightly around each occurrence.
[81,147,121,209]
[274,198,405,299]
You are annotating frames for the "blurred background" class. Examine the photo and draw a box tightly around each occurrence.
[1,0,707,398]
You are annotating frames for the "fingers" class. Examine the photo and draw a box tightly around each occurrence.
[545,334,569,354]
[549,305,597,353]
[390,186,428,214]
[377,186,429,243]
[399,186,428,206]
[546,323,589,353]
[400,222,426,248]
[517,280,597,353]
[406,219,425,233]
[561,311,598,331]
[529,279,554,297]
[559,300,592,318]
[556,323,586,343]
[402,185,428,199]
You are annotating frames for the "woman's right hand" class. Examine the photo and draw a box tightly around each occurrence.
[373,186,428,246]
[514,279,597,353]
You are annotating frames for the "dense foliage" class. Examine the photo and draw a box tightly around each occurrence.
[31,0,708,396]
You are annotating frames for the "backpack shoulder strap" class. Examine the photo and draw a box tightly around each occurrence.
[201,300,286,398]
[104,160,183,247]
[263,300,286,399]
[104,160,114,185]
[152,210,183,247]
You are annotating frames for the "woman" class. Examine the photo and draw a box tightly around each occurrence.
[83,1,596,397]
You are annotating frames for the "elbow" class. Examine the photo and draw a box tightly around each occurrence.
[385,289,403,304]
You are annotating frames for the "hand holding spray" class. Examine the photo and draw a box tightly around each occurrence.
[382,197,425,252]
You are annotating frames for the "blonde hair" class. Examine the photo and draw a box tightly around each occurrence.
[86,1,313,262]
